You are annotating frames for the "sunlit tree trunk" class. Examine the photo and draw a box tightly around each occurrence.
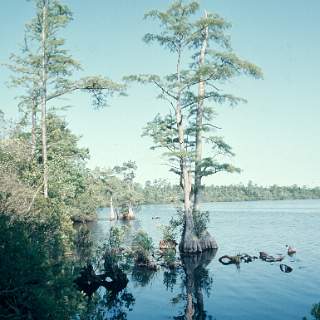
[176,49,202,253]
[192,11,218,251]
[127,203,135,220]
[193,11,208,213]
[41,0,48,198]
[127,178,135,219]
[180,13,218,252]
[109,196,116,220]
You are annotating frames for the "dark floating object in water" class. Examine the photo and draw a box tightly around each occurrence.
[219,254,257,266]
[219,255,240,265]
[75,263,128,297]
[286,245,297,255]
[259,251,284,262]
[280,264,293,273]
[152,216,160,220]
[241,254,258,263]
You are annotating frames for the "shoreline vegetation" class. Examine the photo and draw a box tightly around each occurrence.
[140,181,320,204]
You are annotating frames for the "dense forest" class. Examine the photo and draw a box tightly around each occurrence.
[141,180,320,204]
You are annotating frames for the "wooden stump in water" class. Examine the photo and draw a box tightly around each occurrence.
[109,197,116,221]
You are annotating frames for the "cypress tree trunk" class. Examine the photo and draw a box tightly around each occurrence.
[127,204,135,220]
[176,49,202,253]
[194,10,208,212]
[127,181,135,219]
[109,196,116,220]
[192,11,218,251]
[180,12,218,253]
[41,0,48,198]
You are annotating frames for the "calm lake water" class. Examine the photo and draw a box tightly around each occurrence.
[88,199,320,320]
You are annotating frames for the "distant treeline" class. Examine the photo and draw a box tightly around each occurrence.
[140,180,320,204]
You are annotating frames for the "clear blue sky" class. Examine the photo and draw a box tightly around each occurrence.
[1,0,319,186]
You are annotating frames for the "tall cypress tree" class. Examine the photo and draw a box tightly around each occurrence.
[128,0,262,253]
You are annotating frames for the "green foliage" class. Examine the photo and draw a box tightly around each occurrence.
[0,136,36,215]
[131,230,154,264]
[6,0,125,112]
[143,179,180,204]
[193,210,209,237]
[63,164,143,216]
[110,161,143,215]
[201,182,320,202]
[140,181,320,204]
[75,225,94,264]
[169,208,209,238]
[143,1,200,53]
[93,225,132,274]
[169,209,185,233]
[130,0,261,169]
[129,1,263,248]
[108,225,127,250]
[0,210,84,319]
[162,249,177,268]
[161,224,178,243]
[0,110,106,317]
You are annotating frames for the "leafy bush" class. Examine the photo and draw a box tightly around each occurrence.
[161,224,177,243]
[162,249,176,268]
[75,225,94,264]
[193,210,210,237]
[131,231,154,264]
[0,210,83,319]
[108,225,126,249]
[169,209,210,238]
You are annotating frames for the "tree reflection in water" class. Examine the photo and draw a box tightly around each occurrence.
[131,266,157,287]
[170,249,217,320]
[82,288,135,320]
[80,248,216,319]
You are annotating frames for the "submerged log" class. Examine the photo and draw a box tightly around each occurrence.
[259,251,284,262]
[74,263,128,297]
[219,255,241,266]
